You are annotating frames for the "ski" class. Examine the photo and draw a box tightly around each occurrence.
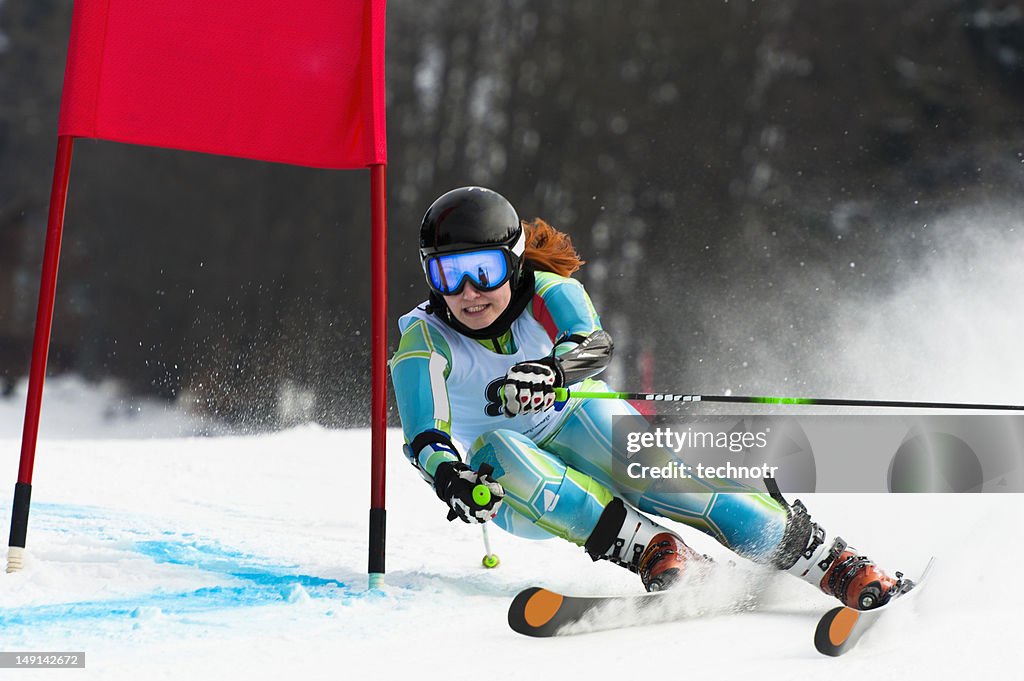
[508,586,673,637]
[507,577,761,637]
[814,557,936,657]
[509,557,936,642]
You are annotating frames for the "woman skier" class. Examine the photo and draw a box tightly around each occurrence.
[390,186,902,609]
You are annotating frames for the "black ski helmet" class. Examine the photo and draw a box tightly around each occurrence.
[418,187,535,339]
[419,186,525,285]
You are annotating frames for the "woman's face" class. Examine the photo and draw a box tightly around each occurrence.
[443,281,512,330]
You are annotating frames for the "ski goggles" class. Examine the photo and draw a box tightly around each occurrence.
[424,248,513,295]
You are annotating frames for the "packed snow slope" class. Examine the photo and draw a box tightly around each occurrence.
[0,379,1020,680]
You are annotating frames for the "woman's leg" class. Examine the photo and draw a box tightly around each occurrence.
[540,381,788,563]
[467,426,707,590]
[541,383,905,608]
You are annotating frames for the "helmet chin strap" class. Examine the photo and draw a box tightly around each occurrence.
[428,266,535,341]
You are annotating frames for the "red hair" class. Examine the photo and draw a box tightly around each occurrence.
[523,218,584,277]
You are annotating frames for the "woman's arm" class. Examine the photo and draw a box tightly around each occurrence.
[533,271,613,379]
[499,273,615,416]
[389,319,460,481]
[390,318,505,523]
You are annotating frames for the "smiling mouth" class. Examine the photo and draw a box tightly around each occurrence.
[464,304,489,314]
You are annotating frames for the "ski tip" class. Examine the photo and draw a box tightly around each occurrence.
[814,606,859,657]
[508,587,565,637]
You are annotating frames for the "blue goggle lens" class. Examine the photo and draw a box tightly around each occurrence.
[426,249,511,295]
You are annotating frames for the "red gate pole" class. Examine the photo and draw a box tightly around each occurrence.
[7,135,75,573]
[367,163,388,588]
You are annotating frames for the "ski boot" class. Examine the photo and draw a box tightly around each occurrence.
[818,544,906,609]
[636,531,704,591]
[772,497,905,610]
[584,497,705,592]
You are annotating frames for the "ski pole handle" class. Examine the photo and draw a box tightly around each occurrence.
[473,463,495,505]
[472,484,491,506]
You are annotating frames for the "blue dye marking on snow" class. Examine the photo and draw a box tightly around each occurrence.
[133,540,346,592]
[1,587,267,628]
[0,532,359,629]
[0,540,356,626]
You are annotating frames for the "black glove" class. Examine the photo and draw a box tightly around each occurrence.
[500,357,564,417]
[433,461,505,524]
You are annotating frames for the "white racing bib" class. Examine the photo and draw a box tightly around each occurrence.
[398,304,576,451]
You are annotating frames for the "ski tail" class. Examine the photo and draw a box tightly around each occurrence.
[508,585,682,637]
[508,587,574,637]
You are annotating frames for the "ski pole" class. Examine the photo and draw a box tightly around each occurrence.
[473,464,501,568]
[553,388,1024,411]
[480,523,500,569]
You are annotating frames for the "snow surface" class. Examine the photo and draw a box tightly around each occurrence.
[1,378,1021,680]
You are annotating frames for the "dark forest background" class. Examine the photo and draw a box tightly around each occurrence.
[1,0,1022,428]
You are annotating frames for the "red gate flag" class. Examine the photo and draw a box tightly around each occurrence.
[58,0,387,169]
